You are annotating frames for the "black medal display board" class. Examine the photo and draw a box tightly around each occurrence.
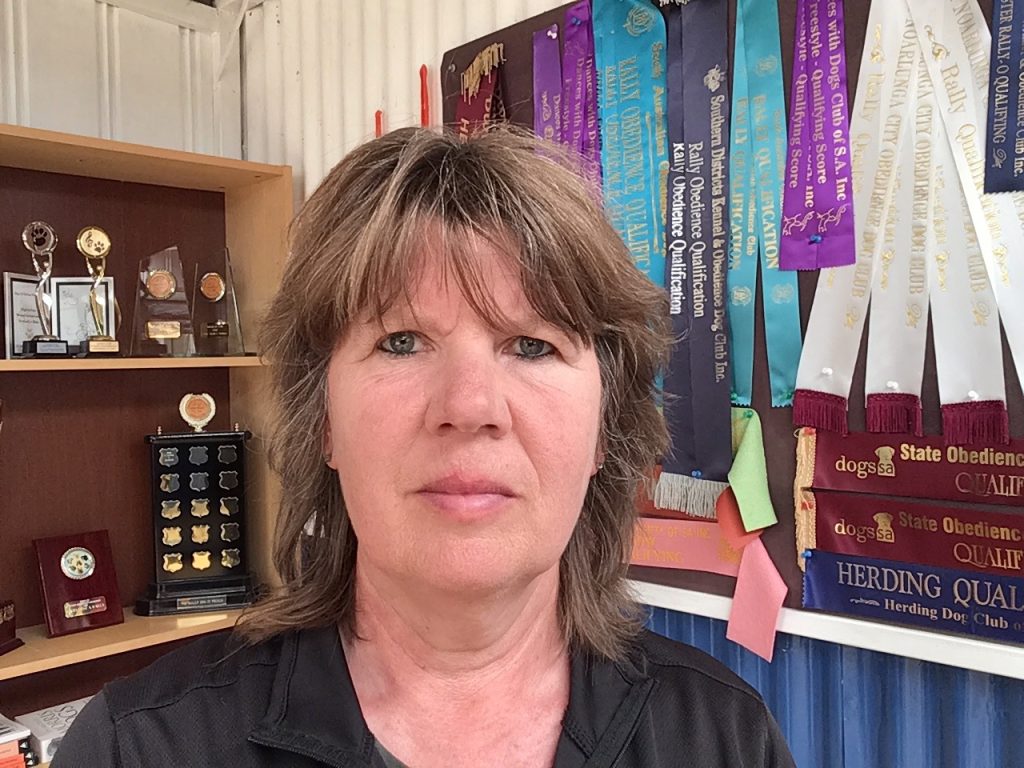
[136,430,255,615]
[441,0,1006,611]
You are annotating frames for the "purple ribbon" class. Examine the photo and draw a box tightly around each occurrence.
[780,0,855,270]
[533,25,562,143]
[562,1,601,186]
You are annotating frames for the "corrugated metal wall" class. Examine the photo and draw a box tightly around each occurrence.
[242,0,569,199]
[0,0,241,155]
[649,608,1024,768]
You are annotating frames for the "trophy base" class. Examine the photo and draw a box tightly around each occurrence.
[0,636,24,657]
[21,338,71,357]
[134,574,257,616]
[80,337,120,356]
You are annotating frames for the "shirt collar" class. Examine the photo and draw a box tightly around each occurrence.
[248,625,377,767]
[248,624,654,768]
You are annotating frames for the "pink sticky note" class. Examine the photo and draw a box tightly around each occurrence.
[726,538,787,662]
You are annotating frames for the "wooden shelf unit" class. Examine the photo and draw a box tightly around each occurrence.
[0,612,239,682]
[0,356,264,372]
[0,124,292,707]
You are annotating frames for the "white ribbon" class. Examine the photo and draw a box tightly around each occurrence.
[924,69,1006,409]
[908,0,1024,397]
[795,2,917,405]
[864,57,930,418]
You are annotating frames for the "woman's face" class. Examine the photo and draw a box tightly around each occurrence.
[325,241,603,597]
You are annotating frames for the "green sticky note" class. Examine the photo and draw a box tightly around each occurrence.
[728,408,778,532]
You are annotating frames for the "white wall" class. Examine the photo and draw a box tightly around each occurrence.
[0,0,242,157]
[242,0,568,200]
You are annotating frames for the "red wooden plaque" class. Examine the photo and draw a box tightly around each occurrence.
[33,530,124,637]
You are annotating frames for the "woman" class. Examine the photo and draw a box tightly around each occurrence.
[56,128,794,767]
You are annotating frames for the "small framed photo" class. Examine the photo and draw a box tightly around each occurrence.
[3,272,45,358]
[52,277,116,349]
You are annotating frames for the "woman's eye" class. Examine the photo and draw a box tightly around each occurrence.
[515,336,554,360]
[379,332,419,356]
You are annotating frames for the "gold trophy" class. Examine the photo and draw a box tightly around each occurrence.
[77,226,120,355]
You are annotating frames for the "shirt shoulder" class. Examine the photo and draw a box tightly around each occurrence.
[635,629,764,702]
[629,630,795,768]
[101,629,281,721]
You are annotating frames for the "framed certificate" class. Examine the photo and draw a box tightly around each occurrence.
[3,272,44,358]
[52,276,116,350]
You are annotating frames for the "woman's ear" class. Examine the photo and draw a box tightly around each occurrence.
[323,422,336,468]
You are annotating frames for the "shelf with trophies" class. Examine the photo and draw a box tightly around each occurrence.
[0,122,292,715]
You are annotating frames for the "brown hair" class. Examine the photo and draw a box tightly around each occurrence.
[238,126,671,660]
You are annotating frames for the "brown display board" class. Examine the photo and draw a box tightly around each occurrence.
[442,0,1010,609]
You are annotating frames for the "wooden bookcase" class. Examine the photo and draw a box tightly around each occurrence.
[0,124,292,716]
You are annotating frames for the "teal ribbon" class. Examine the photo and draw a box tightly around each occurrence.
[728,0,802,407]
[593,0,669,287]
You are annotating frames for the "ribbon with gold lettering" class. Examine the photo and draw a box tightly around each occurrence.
[799,489,1024,577]
[926,84,1008,444]
[593,0,669,284]
[780,0,856,270]
[728,0,803,407]
[908,0,1021,445]
[803,549,1024,644]
[562,0,602,187]
[456,43,507,137]
[654,0,732,518]
[863,58,931,436]
[533,25,562,143]
[794,2,914,435]
[794,427,1024,511]
[985,0,1024,192]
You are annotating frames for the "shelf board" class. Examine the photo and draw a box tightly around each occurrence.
[0,612,239,681]
[0,123,288,192]
[0,356,264,372]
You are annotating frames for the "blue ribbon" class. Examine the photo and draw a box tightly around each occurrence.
[593,0,669,286]
[985,0,1024,193]
[728,0,803,407]
[803,550,1024,644]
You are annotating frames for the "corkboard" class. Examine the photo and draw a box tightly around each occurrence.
[441,0,1008,609]
[0,168,233,632]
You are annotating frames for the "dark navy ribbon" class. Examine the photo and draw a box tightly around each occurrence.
[985,0,1024,192]
[803,549,1024,644]
[680,0,732,483]
[662,4,697,479]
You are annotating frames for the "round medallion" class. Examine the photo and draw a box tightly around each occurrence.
[21,221,57,255]
[179,393,216,432]
[60,547,95,580]
[146,270,177,300]
[76,226,111,258]
[199,272,226,302]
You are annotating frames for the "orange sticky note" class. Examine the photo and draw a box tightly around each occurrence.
[715,487,762,550]
[726,538,787,661]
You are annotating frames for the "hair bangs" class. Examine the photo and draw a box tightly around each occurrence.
[334,139,602,344]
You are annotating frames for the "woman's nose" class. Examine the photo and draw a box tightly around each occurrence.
[424,343,512,437]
